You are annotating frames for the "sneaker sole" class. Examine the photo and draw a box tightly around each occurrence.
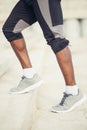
[51,95,87,113]
[9,80,43,94]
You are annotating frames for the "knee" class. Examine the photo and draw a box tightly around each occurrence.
[2,24,23,42]
[47,38,69,54]
[2,22,10,39]
[44,25,69,53]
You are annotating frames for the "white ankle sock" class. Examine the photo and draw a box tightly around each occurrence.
[65,85,79,95]
[23,68,36,78]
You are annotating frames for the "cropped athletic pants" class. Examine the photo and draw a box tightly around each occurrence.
[2,0,69,53]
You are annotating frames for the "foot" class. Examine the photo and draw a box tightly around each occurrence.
[51,90,86,113]
[9,74,43,94]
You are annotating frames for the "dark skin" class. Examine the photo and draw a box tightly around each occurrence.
[11,38,32,68]
[11,38,76,86]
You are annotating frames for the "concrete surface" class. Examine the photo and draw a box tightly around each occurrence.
[0,0,87,130]
[0,22,46,130]
[0,22,87,130]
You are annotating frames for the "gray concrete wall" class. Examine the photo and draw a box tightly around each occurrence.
[62,0,87,19]
[0,0,87,38]
[0,0,87,21]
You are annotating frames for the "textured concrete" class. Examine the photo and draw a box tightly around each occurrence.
[0,24,87,130]
[62,0,87,19]
[0,1,87,130]
[64,19,81,38]
[81,19,87,37]
[0,22,46,130]
[30,38,87,130]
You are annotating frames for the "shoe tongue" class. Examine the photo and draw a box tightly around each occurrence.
[60,93,72,106]
[22,76,26,80]
[64,92,72,97]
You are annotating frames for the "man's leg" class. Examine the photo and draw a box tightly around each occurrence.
[33,0,76,88]
[56,47,76,86]
[11,38,32,69]
[2,0,42,94]
[32,0,86,112]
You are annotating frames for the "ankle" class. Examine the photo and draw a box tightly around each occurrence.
[65,85,79,95]
[23,67,36,78]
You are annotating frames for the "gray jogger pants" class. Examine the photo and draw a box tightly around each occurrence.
[2,0,69,53]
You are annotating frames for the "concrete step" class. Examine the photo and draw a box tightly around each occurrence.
[0,49,13,77]
[0,23,46,130]
[30,39,87,130]
[81,19,87,37]
[0,49,45,130]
